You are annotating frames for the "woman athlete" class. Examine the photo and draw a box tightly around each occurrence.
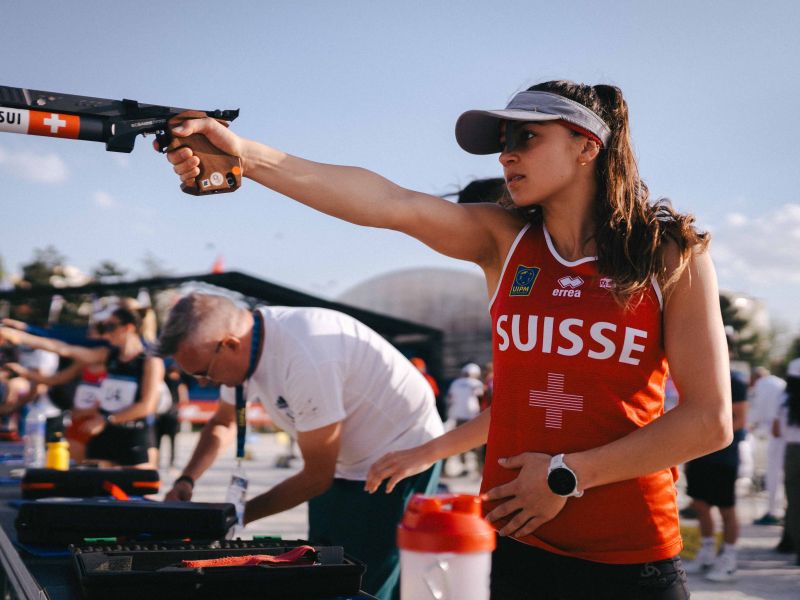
[161,80,731,599]
[0,307,163,468]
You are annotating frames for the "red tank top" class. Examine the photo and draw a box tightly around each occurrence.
[481,222,680,564]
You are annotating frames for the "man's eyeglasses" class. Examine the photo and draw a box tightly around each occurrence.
[191,341,223,385]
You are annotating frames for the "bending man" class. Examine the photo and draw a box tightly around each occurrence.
[159,292,442,600]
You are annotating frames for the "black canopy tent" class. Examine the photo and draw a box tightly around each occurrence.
[0,270,444,381]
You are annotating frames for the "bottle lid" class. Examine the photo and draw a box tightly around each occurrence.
[397,494,496,553]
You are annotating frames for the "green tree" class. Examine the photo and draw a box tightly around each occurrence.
[92,260,128,283]
[719,293,771,366]
[19,246,67,287]
[782,336,800,370]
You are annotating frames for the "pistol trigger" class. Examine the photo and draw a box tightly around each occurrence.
[155,130,172,153]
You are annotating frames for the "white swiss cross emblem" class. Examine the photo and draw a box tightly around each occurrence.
[529,373,584,428]
[43,113,66,134]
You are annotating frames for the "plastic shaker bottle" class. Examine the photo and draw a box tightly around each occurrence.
[398,494,495,600]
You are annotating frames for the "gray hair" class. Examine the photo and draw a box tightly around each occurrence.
[157,293,243,356]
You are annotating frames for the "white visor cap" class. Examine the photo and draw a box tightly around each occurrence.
[455,90,611,155]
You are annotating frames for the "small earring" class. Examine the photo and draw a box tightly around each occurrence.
[580,162,587,166]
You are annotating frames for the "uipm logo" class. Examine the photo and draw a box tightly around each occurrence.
[553,276,584,298]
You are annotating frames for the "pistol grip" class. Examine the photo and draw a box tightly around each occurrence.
[166,112,242,196]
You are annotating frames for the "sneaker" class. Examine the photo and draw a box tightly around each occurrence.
[705,552,737,582]
[753,513,780,526]
[683,545,716,574]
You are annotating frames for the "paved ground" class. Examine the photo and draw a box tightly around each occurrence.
[157,431,800,599]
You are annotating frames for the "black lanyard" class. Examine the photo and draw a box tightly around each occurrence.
[235,310,263,460]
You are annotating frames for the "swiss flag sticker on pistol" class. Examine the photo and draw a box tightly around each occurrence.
[28,110,79,138]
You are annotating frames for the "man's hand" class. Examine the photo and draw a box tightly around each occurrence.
[484,452,567,538]
[156,118,250,185]
[365,445,435,494]
[165,478,194,501]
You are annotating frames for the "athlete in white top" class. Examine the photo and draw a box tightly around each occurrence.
[749,367,788,523]
[446,363,484,423]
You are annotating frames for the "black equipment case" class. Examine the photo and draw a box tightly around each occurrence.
[15,498,237,545]
[20,468,160,499]
[70,538,366,599]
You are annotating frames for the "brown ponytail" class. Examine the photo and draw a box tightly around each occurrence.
[527,81,709,305]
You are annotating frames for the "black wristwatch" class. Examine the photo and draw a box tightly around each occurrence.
[547,454,583,498]
[175,475,195,489]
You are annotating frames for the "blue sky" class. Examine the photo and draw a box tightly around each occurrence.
[2,1,799,336]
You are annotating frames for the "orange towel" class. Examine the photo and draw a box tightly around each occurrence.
[181,545,316,568]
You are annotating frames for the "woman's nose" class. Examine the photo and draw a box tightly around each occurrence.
[498,150,516,166]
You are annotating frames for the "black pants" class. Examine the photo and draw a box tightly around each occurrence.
[491,536,689,600]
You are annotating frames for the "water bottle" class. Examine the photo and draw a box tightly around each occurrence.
[23,402,47,469]
[46,432,70,470]
[398,494,495,600]
[225,462,249,537]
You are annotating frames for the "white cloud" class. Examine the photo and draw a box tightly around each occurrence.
[0,146,68,184]
[725,212,747,227]
[711,203,800,326]
[93,191,117,209]
[712,203,800,283]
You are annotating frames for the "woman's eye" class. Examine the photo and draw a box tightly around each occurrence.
[500,124,537,151]
[513,131,535,147]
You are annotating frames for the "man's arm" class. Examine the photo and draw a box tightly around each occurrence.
[165,400,237,501]
[244,421,341,524]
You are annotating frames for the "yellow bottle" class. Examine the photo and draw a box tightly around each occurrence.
[46,434,70,470]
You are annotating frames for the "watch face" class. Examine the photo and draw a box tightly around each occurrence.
[548,467,577,496]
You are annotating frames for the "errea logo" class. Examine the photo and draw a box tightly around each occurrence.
[553,276,584,298]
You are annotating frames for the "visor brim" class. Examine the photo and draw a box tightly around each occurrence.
[455,109,561,155]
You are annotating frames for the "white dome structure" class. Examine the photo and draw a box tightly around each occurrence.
[338,267,492,379]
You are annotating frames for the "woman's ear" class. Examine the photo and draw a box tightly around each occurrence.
[578,138,601,165]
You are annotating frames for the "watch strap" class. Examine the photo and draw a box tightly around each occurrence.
[175,475,195,489]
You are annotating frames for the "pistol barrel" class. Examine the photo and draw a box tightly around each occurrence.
[0,105,108,144]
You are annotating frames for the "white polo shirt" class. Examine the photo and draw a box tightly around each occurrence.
[222,306,443,480]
